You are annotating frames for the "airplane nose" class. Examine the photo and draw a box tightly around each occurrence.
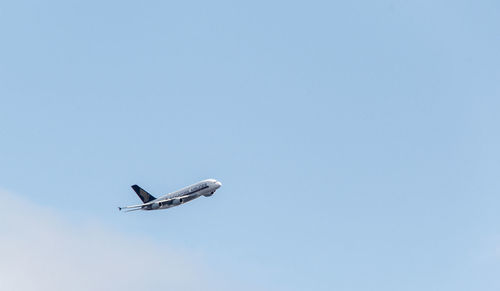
[216,181,222,188]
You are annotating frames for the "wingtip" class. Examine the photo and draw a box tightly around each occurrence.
[118,207,122,211]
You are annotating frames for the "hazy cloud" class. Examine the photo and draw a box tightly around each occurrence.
[0,190,230,291]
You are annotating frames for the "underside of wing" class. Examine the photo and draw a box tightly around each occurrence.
[156,193,196,204]
[118,194,196,211]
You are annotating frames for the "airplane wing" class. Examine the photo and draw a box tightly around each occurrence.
[118,194,197,211]
[155,193,196,204]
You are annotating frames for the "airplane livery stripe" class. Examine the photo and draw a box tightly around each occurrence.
[173,184,209,198]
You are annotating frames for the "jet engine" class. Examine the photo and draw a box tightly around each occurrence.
[171,198,183,206]
[150,202,160,210]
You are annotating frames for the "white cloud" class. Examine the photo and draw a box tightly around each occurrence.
[0,190,231,291]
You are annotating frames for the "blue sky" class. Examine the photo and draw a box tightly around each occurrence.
[0,0,499,290]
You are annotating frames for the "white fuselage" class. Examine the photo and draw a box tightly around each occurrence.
[144,179,222,210]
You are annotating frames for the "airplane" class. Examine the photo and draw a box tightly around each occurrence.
[118,179,222,212]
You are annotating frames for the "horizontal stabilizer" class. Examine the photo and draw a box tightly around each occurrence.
[123,208,141,212]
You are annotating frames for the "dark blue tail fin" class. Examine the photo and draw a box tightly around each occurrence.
[131,185,156,203]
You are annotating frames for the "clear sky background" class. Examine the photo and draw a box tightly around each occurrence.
[0,0,499,290]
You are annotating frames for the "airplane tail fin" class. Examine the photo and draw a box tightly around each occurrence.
[131,185,156,203]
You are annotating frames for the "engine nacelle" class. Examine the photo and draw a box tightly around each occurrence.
[150,202,160,210]
[171,198,182,206]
